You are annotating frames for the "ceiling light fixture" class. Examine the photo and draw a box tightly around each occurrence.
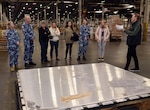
[113,11,118,14]
[95,11,102,13]
[33,3,37,5]
[28,7,32,10]
[26,3,28,6]
[75,2,78,5]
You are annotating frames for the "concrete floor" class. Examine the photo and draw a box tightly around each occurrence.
[0,30,150,110]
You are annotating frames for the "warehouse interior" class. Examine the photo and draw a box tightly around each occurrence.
[0,0,150,110]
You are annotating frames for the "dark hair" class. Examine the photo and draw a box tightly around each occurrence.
[51,20,56,24]
[8,21,12,26]
[65,20,73,30]
[134,13,140,21]
[82,18,88,25]
[82,18,87,21]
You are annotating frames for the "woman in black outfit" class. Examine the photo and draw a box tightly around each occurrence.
[39,20,50,63]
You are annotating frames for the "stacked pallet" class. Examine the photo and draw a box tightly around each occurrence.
[109,15,123,40]
[0,23,7,51]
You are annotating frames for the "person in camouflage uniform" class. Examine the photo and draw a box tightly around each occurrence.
[22,15,36,67]
[6,21,20,72]
[77,19,90,61]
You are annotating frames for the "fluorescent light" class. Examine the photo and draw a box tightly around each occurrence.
[23,7,25,9]
[64,1,74,3]
[126,5,134,8]
[35,8,38,10]
[33,3,37,5]
[95,11,102,13]
[11,6,15,8]
[28,7,32,10]
[47,7,50,9]
[26,3,28,5]
[40,4,42,7]
[66,6,68,8]
[75,2,78,4]
[113,11,118,14]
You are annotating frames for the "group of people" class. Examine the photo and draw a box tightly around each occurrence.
[6,13,141,72]
[6,15,36,72]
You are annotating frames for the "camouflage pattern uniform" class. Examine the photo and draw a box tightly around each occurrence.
[22,23,35,63]
[6,29,20,67]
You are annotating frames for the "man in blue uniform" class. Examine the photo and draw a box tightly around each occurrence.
[6,21,20,72]
[77,19,90,61]
[22,15,36,67]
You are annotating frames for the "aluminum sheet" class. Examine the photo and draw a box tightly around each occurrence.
[17,63,150,110]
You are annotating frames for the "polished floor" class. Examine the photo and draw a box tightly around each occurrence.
[0,30,150,110]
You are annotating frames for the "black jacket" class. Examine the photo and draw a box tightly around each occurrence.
[124,21,141,46]
[39,27,50,42]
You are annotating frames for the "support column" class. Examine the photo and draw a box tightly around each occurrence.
[0,2,2,22]
[67,13,69,20]
[143,0,149,41]
[9,12,11,21]
[102,5,104,20]
[140,0,144,20]
[56,0,59,24]
[79,0,82,25]
[44,9,46,22]
[37,12,40,27]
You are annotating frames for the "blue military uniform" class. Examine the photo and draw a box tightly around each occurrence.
[6,29,20,67]
[78,25,90,56]
[22,23,35,64]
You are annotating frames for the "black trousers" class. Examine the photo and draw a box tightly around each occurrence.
[40,41,48,62]
[125,45,139,69]
[50,41,59,59]
[65,43,73,58]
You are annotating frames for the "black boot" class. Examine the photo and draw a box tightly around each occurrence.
[83,56,86,61]
[77,56,80,61]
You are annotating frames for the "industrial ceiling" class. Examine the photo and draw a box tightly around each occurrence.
[2,0,140,23]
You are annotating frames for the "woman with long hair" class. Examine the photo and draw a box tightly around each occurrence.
[95,20,110,61]
[64,21,74,59]
[49,21,61,61]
